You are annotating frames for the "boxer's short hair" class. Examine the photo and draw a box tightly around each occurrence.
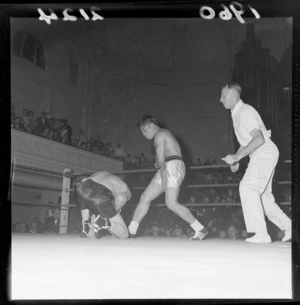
[74,179,101,207]
[136,114,158,128]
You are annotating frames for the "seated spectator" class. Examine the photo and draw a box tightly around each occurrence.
[72,138,79,146]
[61,125,69,144]
[114,143,126,161]
[173,225,183,238]
[11,113,16,128]
[106,142,114,157]
[274,230,285,241]
[21,108,30,131]
[44,207,60,233]
[151,225,160,237]
[28,110,37,134]
[29,219,39,234]
[218,230,227,238]
[49,117,56,132]
[93,134,105,152]
[13,222,29,233]
[187,196,197,205]
[80,142,87,150]
[239,229,248,239]
[204,158,211,165]
[62,119,72,143]
[227,224,238,240]
[77,129,86,146]
[36,111,50,136]
[86,141,93,151]
[165,228,172,237]
[42,127,50,138]
[184,227,194,238]
[159,226,166,236]
[14,116,25,131]
[196,158,202,166]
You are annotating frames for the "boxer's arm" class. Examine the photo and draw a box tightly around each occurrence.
[154,132,165,169]
[114,191,131,212]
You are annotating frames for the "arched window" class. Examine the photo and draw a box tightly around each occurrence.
[13,31,45,69]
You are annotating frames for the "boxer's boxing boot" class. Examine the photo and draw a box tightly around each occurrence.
[94,215,111,239]
[80,220,91,238]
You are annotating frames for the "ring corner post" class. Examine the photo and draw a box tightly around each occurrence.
[59,168,73,234]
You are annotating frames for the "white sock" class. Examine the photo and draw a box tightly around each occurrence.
[190,220,204,231]
[128,221,139,234]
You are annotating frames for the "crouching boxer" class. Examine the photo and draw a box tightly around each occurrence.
[73,171,131,239]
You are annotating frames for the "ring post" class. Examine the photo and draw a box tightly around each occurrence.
[59,168,73,234]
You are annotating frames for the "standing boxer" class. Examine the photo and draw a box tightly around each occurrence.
[220,83,291,243]
[73,171,131,239]
[128,115,208,240]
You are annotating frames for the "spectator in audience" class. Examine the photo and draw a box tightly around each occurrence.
[218,230,227,238]
[159,225,166,236]
[196,158,202,166]
[72,138,79,147]
[125,153,133,163]
[114,142,126,161]
[29,219,39,234]
[49,117,56,132]
[86,141,92,151]
[77,129,86,146]
[14,116,25,131]
[61,124,69,144]
[227,224,238,240]
[240,229,248,239]
[204,158,211,165]
[80,142,87,150]
[11,112,16,128]
[151,224,160,237]
[21,108,30,131]
[36,111,50,136]
[93,134,105,153]
[13,222,29,233]
[173,225,183,238]
[42,127,50,138]
[28,110,37,133]
[44,207,60,233]
[165,228,172,237]
[63,119,72,143]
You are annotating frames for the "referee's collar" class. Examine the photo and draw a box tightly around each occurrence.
[231,99,243,115]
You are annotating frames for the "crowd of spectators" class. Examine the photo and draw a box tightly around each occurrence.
[12,105,291,240]
[11,107,131,161]
[12,207,61,234]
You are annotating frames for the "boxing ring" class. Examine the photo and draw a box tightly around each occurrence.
[10,161,292,300]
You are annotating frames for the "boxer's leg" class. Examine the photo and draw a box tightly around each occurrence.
[80,208,91,238]
[165,187,207,240]
[165,187,195,223]
[128,180,164,235]
[108,213,129,239]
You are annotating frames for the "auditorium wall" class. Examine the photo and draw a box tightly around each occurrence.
[12,18,291,164]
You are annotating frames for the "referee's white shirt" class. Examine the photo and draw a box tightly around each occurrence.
[231,100,271,149]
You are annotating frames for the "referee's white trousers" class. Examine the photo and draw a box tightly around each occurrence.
[239,140,291,234]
